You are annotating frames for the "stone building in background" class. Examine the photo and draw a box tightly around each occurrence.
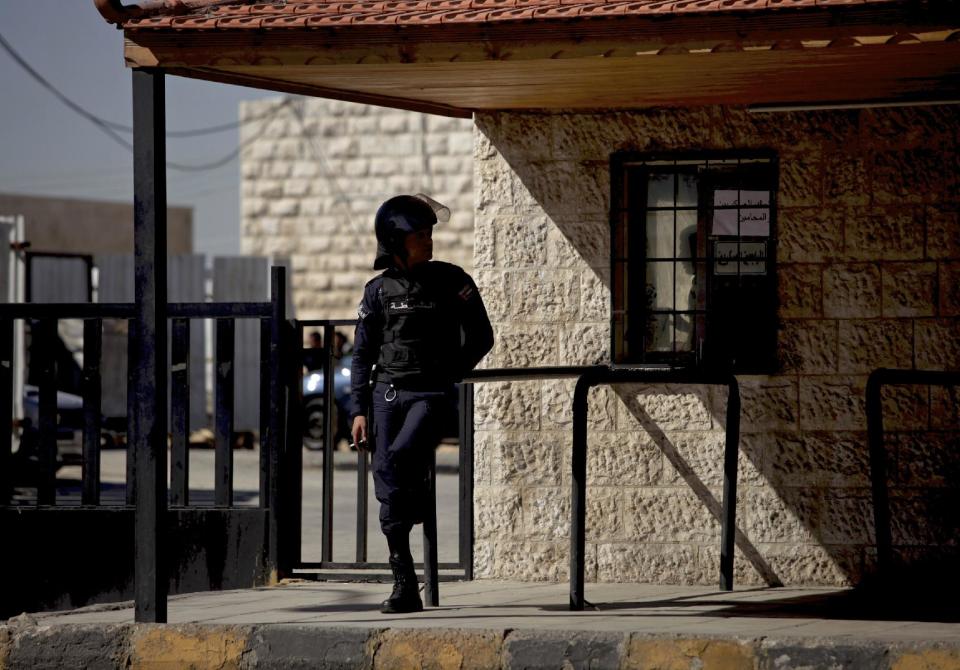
[239,98,474,320]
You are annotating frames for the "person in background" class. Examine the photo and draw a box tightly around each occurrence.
[302,330,325,371]
[350,194,493,614]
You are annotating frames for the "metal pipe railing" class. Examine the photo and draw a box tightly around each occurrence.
[866,368,960,580]
[568,366,741,610]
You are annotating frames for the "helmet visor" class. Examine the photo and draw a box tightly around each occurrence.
[414,193,451,224]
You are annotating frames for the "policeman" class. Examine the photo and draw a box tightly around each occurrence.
[350,194,494,614]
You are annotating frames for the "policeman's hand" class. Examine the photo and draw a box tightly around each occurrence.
[351,415,369,451]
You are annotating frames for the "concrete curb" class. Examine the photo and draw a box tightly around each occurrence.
[3,623,960,669]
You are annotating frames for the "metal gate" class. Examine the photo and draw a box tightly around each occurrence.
[0,267,289,619]
[281,319,476,603]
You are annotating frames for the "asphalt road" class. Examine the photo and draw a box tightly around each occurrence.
[49,444,463,567]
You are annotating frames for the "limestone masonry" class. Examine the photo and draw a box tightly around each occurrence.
[242,99,959,587]
[472,105,959,586]
[240,97,475,320]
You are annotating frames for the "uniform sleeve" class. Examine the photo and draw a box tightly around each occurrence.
[455,271,494,379]
[350,282,383,418]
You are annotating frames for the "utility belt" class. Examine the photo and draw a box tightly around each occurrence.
[374,377,454,393]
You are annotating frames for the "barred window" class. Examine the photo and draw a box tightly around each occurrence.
[611,152,778,373]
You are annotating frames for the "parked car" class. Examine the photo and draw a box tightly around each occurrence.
[14,385,84,477]
[302,354,353,449]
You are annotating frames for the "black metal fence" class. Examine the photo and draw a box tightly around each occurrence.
[0,267,289,620]
[287,361,746,610]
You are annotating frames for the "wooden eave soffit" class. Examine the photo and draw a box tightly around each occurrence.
[119,12,960,115]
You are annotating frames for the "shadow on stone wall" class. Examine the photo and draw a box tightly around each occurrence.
[474,107,960,587]
[615,385,782,587]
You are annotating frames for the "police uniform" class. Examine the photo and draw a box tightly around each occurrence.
[349,194,492,614]
[350,260,493,536]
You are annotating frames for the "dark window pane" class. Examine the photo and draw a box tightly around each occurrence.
[646,314,673,352]
[675,314,694,352]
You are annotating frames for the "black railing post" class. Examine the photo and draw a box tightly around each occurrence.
[284,319,304,568]
[0,318,12,505]
[82,318,103,506]
[321,323,335,563]
[131,67,168,624]
[260,318,271,511]
[267,267,287,579]
[867,368,894,579]
[37,319,58,507]
[215,318,235,507]
[719,376,740,590]
[569,367,598,611]
[125,322,136,506]
[423,448,440,606]
[170,318,190,506]
[356,449,368,563]
[458,382,474,579]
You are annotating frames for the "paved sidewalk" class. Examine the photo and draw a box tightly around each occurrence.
[4,581,959,668]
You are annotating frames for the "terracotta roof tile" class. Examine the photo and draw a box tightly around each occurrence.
[119,0,916,30]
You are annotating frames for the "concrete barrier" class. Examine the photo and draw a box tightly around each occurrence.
[3,623,960,670]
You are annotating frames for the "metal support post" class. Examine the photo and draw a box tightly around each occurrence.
[458,382,474,579]
[719,378,741,590]
[170,318,190,506]
[422,448,440,606]
[0,319,12,505]
[131,67,168,624]
[215,318,235,507]
[82,318,103,506]
[267,267,287,578]
[321,323,335,563]
[37,319,57,506]
[356,448,368,563]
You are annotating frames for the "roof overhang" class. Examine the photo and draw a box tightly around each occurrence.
[100,1,960,117]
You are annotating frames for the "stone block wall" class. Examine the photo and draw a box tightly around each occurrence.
[240,98,474,319]
[473,105,960,586]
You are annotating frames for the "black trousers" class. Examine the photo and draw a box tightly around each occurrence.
[371,381,453,536]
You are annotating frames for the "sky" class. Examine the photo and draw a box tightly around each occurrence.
[0,2,281,257]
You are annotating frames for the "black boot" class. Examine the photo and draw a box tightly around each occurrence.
[381,531,423,614]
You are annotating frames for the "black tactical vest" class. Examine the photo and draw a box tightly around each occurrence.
[377,270,461,386]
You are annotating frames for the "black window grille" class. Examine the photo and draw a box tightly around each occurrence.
[611,152,778,373]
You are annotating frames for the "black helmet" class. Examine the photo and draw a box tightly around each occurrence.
[373,194,449,270]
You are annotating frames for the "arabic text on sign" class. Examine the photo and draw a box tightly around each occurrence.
[714,241,767,275]
[712,208,770,237]
[713,190,770,207]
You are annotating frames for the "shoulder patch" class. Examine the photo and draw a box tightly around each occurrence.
[457,283,475,301]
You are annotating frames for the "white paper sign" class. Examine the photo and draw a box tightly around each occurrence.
[713,190,739,207]
[711,207,770,236]
[712,209,738,235]
[714,241,767,275]
[740,190,770,207]
[739,208,770,236]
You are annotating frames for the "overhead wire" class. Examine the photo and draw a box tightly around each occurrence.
[288,101,357,230]
[0,29,296,172]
